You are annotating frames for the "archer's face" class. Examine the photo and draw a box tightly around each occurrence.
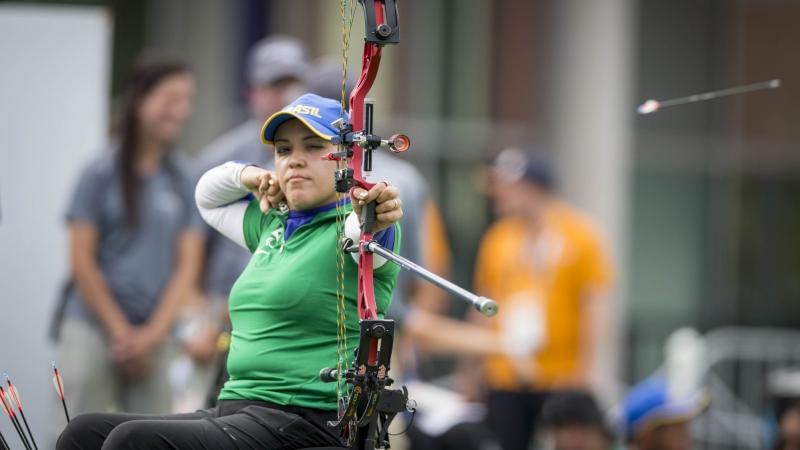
[273,119,339,211]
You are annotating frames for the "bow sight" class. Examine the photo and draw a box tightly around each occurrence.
[328,101,411,196]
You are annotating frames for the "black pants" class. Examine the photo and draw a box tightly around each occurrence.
[56,400,344,450]
[486,390,552,450]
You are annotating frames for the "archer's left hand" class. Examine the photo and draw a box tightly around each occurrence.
[350,181,403,233]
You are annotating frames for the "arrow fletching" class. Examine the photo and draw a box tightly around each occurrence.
[5,375,22,411]
[0,388,13,418]
[52,362,64,400]
[2,392,12,415]
[11,386,20,411]
[52,372,65,400]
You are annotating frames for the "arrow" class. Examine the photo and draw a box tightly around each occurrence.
[52,362,70,423]
[5,375,38,449]
[0,385,31,450]
[637,79,781,114]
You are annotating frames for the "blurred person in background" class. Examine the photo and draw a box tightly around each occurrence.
[199,35,308,172]
[472,147,615,450]
[188,37,311,388]
[539,390,615,450]
[50,55,204,438]
[623,377,708,450]
[774,401,800,450]
[403,361,500,450]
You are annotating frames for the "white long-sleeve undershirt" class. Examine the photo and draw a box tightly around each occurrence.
[195,162,251,249]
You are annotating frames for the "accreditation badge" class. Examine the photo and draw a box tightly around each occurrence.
[500,290,547,383]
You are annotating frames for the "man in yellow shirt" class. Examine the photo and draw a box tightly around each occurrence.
[473,147,615,450]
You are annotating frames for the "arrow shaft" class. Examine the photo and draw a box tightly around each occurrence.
[17,409,37,450]
[0,429,9,450]
[658,79,780,108]
[61,399,70,423]
[7,412,31,450]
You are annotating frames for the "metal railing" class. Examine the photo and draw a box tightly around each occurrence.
[669,327,800,450]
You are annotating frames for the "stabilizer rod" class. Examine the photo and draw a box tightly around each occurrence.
[345,240,498,317]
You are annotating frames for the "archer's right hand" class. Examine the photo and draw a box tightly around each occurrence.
[240,166,286,213]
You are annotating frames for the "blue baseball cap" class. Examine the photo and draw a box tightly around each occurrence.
[261,93,347,145]
[623,378,709,441]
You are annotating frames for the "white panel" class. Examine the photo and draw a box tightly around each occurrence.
[0,4,111,443]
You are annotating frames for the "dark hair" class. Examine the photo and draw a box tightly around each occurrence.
[116,55,190,225]
[540,390,614,438]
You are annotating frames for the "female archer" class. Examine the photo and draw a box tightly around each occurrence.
[57,93,403,449]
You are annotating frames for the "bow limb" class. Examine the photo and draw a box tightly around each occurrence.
[348,43,382,186]
[349,40,383,322]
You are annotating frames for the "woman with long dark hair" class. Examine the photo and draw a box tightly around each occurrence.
[54,56,205,422]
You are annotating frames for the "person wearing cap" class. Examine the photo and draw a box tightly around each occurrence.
[200,34,309,171]
[471,147,615,450]
[623,378,708,450]
[56,93,403,449]
[185,35,311,375]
